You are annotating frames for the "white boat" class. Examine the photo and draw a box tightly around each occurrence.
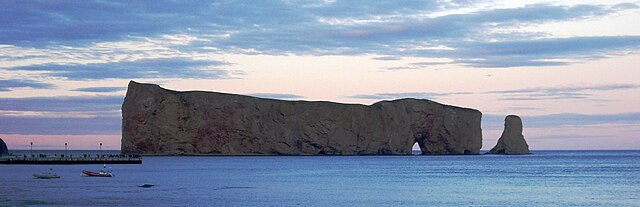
[33,172,60,179]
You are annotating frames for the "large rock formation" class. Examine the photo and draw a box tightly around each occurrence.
[487,115,529,155]
[121,81,482,155]
[0,138,8,156]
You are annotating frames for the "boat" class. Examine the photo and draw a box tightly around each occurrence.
[81,170,113,177]
[81,165,114,177]
[33,172,60,179]
[33,168,60,179]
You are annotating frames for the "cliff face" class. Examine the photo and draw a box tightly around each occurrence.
[121,81,482,155]
[487,115,529,155]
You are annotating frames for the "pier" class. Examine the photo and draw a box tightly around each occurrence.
[0,156,142,164]
[0,139,141,164]
[0,139,142,165]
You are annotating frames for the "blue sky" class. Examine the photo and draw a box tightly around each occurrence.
[1,0,639,150]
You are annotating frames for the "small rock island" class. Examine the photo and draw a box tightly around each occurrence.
[0,138,8,156]
[121,81,483,155]
[487,115,530,155]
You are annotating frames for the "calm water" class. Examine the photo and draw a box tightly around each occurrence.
[1,150,639,206]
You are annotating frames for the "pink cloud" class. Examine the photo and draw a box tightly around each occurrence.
[1,134,121,150]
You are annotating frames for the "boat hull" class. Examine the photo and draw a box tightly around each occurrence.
[33,173,60,179]
[81,170,113,177]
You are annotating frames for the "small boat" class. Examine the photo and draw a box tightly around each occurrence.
[81,170,113,177]
[33,172,60,179]
[82,164,114,177]
[33,168,60,179]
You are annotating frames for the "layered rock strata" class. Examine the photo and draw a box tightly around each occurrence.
[487,115,530,155]
[122,81,483,155]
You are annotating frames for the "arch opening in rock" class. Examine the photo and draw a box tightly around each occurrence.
[411,142,422,155]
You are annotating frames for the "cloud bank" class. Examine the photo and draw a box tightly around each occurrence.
[0,79,54,91]
[483,112,640,130]
[9,57,233,80]
[1,1,639,70]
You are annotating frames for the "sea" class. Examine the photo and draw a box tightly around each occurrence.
[1,150,639,206]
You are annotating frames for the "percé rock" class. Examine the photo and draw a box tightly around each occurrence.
[487,115,529,155]
[0,138,8,156]
[121,81,482,155]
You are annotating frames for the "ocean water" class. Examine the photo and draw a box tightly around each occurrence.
[1,150,639,206]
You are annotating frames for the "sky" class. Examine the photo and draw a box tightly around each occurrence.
[1,0,639,150]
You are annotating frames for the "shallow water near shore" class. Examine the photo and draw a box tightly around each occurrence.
[1,150,639,206]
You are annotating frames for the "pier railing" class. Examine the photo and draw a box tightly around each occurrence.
[0,156,142,164]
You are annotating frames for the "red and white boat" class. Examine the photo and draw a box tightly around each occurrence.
[81,170,113,177]
[81,165,114,177]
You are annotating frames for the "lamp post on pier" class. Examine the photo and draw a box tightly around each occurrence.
[64,143,67,158]
[99,143,102,157]
[30,142,33,156]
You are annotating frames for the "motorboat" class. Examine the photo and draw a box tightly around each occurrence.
[33,168,60,179]
[81,165,114,177]
[33,172,60,179]
[81,170,113,177]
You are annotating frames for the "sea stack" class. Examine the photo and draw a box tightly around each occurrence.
[0,138,8,156]
[121,81,483,155]
[487,115,529,155]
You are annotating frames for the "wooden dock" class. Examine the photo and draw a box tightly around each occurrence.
[0,157,142,164]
